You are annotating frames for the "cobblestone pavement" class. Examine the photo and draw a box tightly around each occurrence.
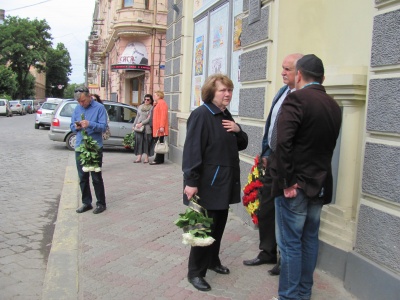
[0,114,70,299]
[44,147,358,299]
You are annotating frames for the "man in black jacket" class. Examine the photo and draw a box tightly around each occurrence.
[243,54,303,276]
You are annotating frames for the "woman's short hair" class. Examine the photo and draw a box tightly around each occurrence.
[144,94,154,105]
[154,90,164,99]
[201,74,234,103]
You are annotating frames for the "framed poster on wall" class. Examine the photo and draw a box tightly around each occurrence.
[208,3,229,76]
[191,17,208,110]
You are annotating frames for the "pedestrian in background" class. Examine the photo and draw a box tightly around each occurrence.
[150,90,168,165]
[71,87,108,214]
[182,74,248,291]
[270,54,342,300]
[243,53,303,276]
[132,94,154,164]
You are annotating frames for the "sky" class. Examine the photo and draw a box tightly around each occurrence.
[0,0,95,84]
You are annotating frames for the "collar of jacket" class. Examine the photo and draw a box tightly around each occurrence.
[203,102,227,115]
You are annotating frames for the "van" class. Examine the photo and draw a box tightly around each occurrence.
[45,98,63,104]
[0,99,13,117]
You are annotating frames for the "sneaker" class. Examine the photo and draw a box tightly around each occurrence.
[93,204,106,214]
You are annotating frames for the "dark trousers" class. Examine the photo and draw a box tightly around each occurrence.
[188,209,229,278]
[75,150,106,206]
[257,160,277,261]
[153,135,165,163]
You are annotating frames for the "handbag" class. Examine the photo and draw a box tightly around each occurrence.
[134,124,145,133]
[154,131,169,154]
[102,125,111,140]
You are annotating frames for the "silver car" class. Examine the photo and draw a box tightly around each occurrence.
[9,100,27,115]
[35,101,60,128]
[48,99,138,150]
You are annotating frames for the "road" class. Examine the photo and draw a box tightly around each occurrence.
[0,114,71,299]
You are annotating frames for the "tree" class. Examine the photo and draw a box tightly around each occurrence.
[0,65,18,98]
[64,83,83,99]
[46,43,72,98]
[0,16,52,99]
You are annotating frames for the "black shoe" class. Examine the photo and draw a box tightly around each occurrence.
[243,257,277,266]
[149,161,162,165]
[188,277,211,291]
[76,204,93,213]
[208,265,230,274]
[93,204,106,214]
[268,263,281,276]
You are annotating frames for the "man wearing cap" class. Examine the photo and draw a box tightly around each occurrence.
[270,54,342,300]
[243,53,303,276]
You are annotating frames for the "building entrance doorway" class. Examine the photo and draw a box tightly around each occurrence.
[128,76,144,106]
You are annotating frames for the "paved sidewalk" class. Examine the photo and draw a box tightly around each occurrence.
[43,150,357,300]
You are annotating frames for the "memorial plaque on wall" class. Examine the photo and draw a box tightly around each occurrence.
[248,0,261,25]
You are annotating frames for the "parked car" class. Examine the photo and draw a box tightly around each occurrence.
[21,100,35,114]
[35,101,60,129]
[9,100,26,115]
[48,99,138,150]
[0,99,13,117]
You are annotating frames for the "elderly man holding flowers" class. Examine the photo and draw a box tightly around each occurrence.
[71,87,108,214]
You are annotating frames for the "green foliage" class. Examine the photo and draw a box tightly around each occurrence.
[46,43,72,98]
[75,114,101,169]
[64,83,83,99]
[0,16,52,99]
[123,132,135,149]
[174,208,213,238]
[174,196,214,238]
[0,65,18,97]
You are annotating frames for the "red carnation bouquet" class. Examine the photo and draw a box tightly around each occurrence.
[242,155,264,225]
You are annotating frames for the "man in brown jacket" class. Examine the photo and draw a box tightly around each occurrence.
[270,54,342,300]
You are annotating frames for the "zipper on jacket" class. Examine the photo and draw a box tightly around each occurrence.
[211,166,220,186]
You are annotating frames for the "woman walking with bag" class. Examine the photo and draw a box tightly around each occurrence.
[150,91,169,165]
[132,94,154,163]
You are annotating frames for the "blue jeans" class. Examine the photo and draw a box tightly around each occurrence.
[75,150,106,207]
[275,189,323,300]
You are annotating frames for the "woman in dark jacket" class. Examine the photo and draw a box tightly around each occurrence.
[182,74,248,291]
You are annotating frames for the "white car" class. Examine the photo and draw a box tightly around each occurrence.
[35,101,59,129]
[9,100,27,115]
[0,99,13,117]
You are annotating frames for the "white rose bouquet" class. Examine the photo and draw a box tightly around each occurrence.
[75,113,101,172]
[174,195,215,247]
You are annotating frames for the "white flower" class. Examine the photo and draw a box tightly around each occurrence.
[82,166,89,172]
[94,167,101,172]
[181,233,215,247]
[89,166,95,171]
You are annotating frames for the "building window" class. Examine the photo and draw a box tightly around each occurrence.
[123,0,134,8]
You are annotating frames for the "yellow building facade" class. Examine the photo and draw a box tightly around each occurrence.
[165,1,400,299]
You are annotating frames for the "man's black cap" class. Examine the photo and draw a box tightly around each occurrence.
[296,54,324,77]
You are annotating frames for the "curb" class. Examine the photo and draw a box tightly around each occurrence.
[42,153,79,300]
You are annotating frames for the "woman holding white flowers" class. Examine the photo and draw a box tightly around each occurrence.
[71,87,108,215]
[182,74,248,291]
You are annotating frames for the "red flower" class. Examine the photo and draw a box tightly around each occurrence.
[252,214,259,225]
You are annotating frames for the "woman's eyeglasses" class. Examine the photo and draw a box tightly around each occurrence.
[144,98,151,101]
